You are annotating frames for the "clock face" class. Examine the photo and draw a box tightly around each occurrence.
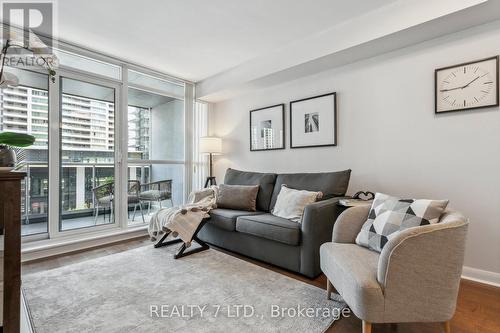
[436,57,499,113]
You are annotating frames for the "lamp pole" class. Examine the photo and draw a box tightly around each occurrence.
[209,152,213,178]
[204,153,217,188]
[200,137,221,188]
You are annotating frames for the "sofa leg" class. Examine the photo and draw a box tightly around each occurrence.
[442,321,451,333]
[326,278,333,300]
[362,321,372,333]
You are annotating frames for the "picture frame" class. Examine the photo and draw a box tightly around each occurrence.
[435,56,499,114]
[249,104,285,151]
[290,92,337,149]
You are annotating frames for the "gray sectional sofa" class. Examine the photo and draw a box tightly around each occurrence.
[198,168,351,278]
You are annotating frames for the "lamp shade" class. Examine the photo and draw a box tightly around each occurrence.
[200,137,222,154]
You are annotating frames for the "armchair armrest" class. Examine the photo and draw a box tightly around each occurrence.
[332,205,370,243]
[299,197,346,277]
[377,211,468,322]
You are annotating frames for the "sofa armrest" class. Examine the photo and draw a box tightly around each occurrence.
[332,205,370,243]
[299,197,346,277]
[377,212,468,322]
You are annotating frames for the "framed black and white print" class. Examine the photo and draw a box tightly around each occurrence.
[290,92,337,148]
[250,104,285,151]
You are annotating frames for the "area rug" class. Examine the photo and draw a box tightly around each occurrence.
[23,244,346,333]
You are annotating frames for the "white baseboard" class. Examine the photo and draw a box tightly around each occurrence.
[21,290,34,333]
[462,266,500,287]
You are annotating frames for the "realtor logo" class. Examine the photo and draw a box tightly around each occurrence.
[2,1,54,53]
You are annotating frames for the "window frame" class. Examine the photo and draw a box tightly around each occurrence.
[52,70,122,237]
[9,42,198,243]
[124,67,188,226]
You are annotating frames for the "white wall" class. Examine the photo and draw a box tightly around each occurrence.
[210,21,500,281]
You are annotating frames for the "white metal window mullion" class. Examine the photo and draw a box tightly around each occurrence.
[192,100,209,191]
[117,67,128,229]
[47,73,60,238]
[184,83,195,201]
[193,101,199,191]
[112,81,124,229]
[193,100,202,191]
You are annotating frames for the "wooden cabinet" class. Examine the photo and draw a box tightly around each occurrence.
[0,172,25,333]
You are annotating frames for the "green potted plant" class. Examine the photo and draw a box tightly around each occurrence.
[0,132,35,170]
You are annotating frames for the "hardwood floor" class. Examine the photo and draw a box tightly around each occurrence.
[22,237,500,333]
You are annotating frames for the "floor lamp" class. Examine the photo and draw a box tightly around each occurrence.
[200,137,222,188]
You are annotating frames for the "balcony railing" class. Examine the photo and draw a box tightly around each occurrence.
[20,162,153,225]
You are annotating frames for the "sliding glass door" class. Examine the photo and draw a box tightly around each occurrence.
[0,68,50,236]
[59,75,120,231]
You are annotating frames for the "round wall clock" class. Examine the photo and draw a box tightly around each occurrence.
[435,56,499,113]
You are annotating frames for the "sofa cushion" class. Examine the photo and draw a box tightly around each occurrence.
[270,170,351,210]
[236,214,301,245]
[216,184,259,211]
[208,209,263,231]
[320,242,384,321]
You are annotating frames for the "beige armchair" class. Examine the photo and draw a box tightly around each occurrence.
[320,205,468,333]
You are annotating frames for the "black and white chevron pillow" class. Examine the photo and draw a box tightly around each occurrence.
[355,193,448,252]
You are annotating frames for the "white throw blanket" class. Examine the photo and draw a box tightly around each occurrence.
[148,187,217,244]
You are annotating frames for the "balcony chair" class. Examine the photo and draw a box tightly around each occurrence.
[92,182,114,224]
[128,180,145,223]
[320,206,468,333]
[139,179,173,214]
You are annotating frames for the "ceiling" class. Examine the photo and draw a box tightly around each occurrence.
[196,0,500,101]
[54,0,398,82]
[52,0,500,101]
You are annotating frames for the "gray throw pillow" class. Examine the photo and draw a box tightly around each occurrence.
[224,168,277,212]
[355,192,449,252]
[216,184,260,211]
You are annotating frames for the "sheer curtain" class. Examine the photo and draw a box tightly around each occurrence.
[192,101,209,191]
